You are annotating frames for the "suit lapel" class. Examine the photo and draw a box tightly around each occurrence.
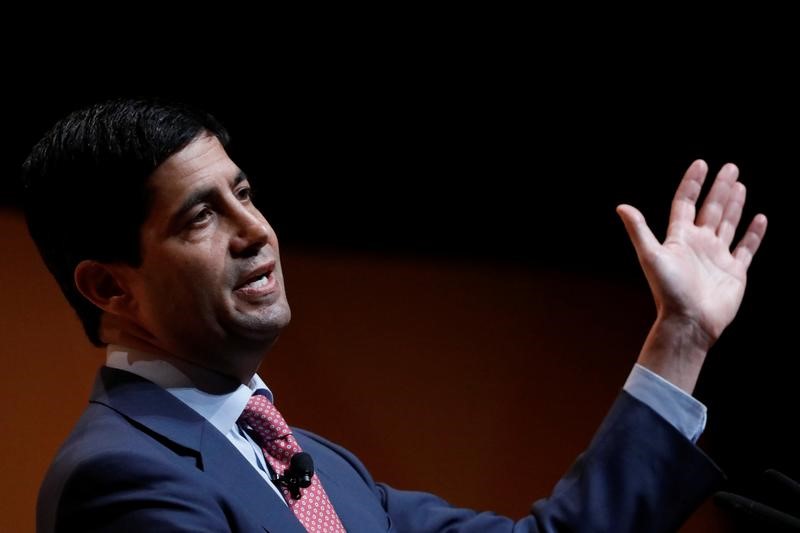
[199,425,305,532]
[294,432,390,532]
[308,459,368,531]
[91,367,305,533]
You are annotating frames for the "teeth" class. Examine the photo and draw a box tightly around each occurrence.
[245,274,268,288]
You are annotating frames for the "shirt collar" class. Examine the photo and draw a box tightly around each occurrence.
[106,344,273,435]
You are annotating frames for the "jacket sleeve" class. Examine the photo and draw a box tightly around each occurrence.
[373,391,722,533]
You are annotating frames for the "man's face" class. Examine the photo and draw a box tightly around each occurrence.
[121,134,291,370]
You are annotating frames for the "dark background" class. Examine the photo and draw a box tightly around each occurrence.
[2,35,797,529]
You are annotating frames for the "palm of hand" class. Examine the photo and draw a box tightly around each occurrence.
[617,160,767,346]
[654,224,747,341]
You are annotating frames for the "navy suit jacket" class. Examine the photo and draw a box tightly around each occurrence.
[37,367,721,532]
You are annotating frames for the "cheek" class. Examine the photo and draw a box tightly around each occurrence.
[141,248,229,311]
[173,260,227,304]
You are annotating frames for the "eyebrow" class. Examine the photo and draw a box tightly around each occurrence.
[172,170,248,223]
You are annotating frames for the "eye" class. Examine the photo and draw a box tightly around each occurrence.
[235,186,253,202]
[190,207,213,225]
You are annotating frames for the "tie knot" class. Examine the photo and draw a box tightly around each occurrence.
[238,393,292,441]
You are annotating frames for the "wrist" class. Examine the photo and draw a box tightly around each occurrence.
[636,316,711,395]
[653,313,715,352]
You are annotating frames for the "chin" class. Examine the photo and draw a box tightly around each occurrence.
[231,308,291,342]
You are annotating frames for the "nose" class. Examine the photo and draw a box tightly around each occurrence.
[229,205,272,258]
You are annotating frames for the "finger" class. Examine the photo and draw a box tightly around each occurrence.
[733,214,768,269]
[717,182,746,248]
[617,204,660,260]
[668,160,708,235]
[696,163,739,230]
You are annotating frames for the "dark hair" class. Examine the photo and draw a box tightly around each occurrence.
[21,98,230,346]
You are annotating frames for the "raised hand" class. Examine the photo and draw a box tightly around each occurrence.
[616,160,767,392]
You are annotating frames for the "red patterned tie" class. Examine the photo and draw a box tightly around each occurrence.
[238,393,346,532]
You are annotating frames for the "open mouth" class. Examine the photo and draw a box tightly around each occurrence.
[234,262,277,297]
[238,272,270,289]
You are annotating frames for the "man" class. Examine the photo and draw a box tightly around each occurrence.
[26,98,767,532]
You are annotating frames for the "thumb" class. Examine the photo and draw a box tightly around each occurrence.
[616,204,659,259]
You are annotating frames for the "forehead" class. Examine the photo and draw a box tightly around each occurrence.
[147,134,238,206]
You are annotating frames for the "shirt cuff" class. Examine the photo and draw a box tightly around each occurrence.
[623,364,707,443]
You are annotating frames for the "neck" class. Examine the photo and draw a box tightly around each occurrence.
[99,314,271,385]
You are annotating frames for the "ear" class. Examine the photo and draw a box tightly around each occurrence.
[74,260,135,315]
